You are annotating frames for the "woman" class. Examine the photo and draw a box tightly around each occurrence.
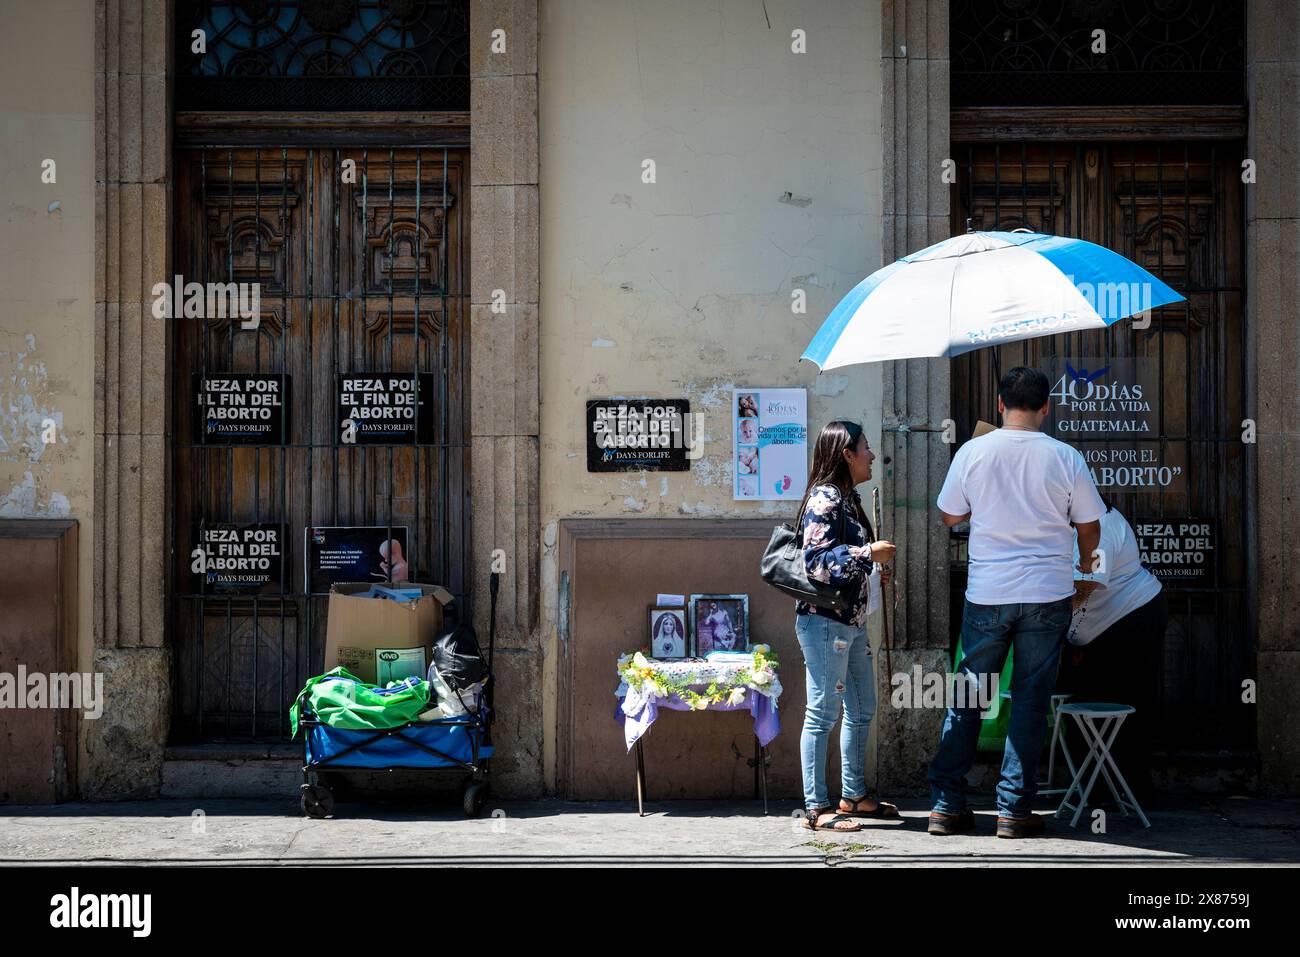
[1060,500,1167,801]
[652,611,686,658]
[795,420,900,831]
[703,602,738,651]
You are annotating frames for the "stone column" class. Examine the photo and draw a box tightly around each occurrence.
[1247,0,1300,794]
[469,0,543,793]
[876,0,952,794]
[88,0,171,798]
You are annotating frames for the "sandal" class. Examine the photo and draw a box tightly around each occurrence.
[839,796,900,819]
[803,807,863,831]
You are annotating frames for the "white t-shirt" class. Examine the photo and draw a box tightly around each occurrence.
[937,428,1106,604]
[1069,508,1163,646]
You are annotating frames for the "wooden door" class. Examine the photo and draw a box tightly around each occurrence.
[171,146,469,740]
[0,521,78,802]
[950,141,1251,754]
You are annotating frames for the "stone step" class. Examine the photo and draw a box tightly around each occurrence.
[162,744,301,799]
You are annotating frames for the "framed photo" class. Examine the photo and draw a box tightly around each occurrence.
[648,606,690,659]
[689,594,749,654]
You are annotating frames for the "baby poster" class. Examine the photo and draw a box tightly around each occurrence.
[733,388,808,501]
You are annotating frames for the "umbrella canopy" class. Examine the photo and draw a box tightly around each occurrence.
[802,231,1186,369]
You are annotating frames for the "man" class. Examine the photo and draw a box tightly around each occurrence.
[929,367,1105,839]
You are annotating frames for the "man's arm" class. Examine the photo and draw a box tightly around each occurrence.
[1072,579,1101,611]
[1074,519,1102,575]
[936,446,970,528]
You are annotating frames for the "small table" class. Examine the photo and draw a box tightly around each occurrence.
[615,653,782,816]
[1054,702,1151,829]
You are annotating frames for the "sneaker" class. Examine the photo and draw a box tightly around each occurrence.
[996,813,1046,839]
[928,808,976,835]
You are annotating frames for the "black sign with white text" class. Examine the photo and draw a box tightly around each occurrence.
[335,373,435,445]
[1133,517,1216,583]
[306,525,410,594]
[586,399,691,472]
[194,523,286,593]
[1039,356,1186,492]
[194,374,289,445]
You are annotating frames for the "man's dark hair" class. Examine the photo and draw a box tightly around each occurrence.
[998,366,1050,412]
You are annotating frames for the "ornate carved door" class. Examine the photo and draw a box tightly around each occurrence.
[951,142,1251,755]
[171,147,469,740]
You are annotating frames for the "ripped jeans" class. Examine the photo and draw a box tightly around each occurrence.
[795,612,875,811]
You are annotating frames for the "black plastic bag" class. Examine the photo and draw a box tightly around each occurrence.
[431,604,487,691]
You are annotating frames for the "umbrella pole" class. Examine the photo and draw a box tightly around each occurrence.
[871,487,894,684]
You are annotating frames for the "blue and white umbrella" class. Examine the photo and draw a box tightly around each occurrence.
[802,231,1185,369]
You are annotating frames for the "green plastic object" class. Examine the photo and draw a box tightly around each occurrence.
[952,638,1062,751]
[953,637,1014,752]
[290,666,431,737]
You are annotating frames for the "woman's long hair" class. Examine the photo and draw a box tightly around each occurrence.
[795,420,871,533]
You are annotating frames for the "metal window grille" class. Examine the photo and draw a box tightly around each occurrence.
[950,0,1245,107]
[949,140,1253,755]
[175,0,471,111]
[170,145,470,741]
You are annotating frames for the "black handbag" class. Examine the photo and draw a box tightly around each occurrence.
[760,498,856,612]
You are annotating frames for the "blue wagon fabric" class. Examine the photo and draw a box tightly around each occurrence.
[306,719,492,770]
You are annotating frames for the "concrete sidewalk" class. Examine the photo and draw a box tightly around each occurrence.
[1,795,1298,866]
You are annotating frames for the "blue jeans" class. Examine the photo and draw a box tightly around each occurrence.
[929,597,1071,818]
[795,612,875,811]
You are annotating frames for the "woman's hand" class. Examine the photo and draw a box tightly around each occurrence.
[867,540,896,564]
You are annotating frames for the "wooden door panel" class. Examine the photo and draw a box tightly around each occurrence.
[951,141,1251,753]
[171,146,469,740]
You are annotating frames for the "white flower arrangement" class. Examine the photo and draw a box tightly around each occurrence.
[616,647,782,710]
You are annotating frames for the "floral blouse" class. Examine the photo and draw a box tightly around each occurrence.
[795,484,875,627]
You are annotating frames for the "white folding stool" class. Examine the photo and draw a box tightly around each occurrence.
[1037,693,1077,797]
[1054,702,1151,829]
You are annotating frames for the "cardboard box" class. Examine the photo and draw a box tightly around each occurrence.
[323,582,453,684]
[973,419,998,438]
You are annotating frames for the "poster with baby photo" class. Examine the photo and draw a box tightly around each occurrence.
[689,594,749,655]
[733,388,807,501]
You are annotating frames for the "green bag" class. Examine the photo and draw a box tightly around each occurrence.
[953,637,1013,752]
[952,638,1062,752]
[291,667,430,737]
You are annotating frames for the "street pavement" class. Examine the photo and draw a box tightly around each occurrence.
[1,795,1297,866]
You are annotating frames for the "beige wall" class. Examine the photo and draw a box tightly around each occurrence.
[0,1,96,723]
[538,0,884,786]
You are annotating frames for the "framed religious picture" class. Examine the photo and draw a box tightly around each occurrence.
[648,606,690,659]
[689,594,749,655]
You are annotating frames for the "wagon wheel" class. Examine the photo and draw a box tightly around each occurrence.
[462,781,485,817]
[301,784,335,819]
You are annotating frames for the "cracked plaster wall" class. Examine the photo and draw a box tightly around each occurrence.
[538,0,884,788]
[0,1,96,759]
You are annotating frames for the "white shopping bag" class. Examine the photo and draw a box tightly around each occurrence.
[867,566,882,615]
